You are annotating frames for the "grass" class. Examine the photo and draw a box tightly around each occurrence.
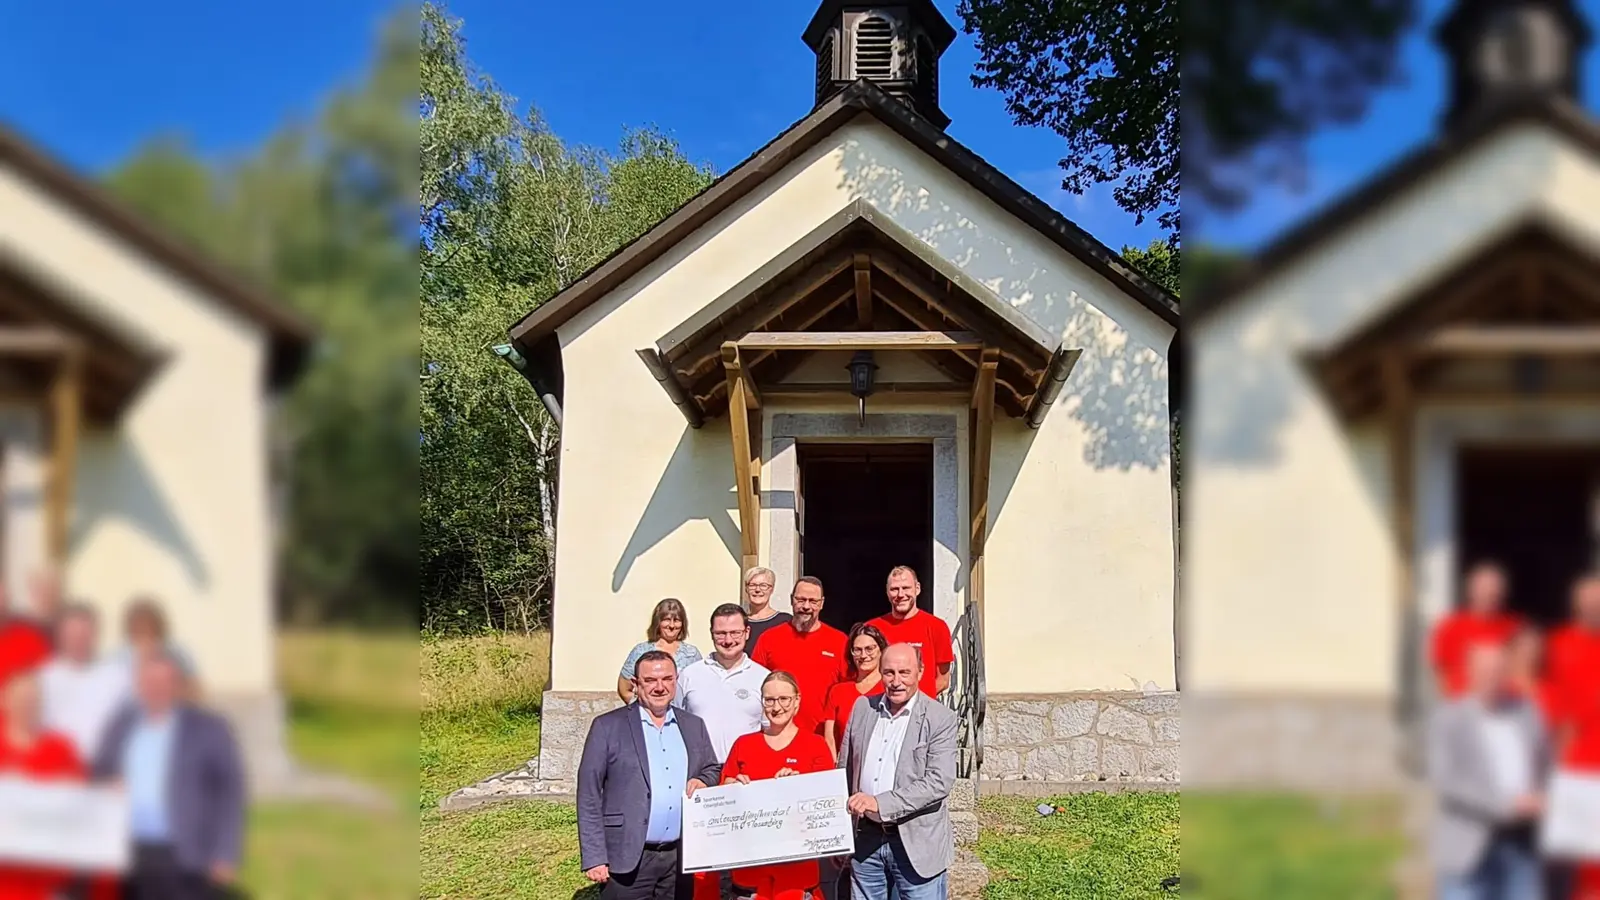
[975,791,1180,899]
[241,629,419,900]
[1181,792,1406,900]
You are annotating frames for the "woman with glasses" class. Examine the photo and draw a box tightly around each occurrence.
[0,668,89,900]
[822,623,888,761]
[722,671,835,900]
[616,598,703,704]
[742,567,791,653]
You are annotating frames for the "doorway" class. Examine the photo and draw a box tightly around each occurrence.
[797,442,934,633]
[1456,445,1600,626]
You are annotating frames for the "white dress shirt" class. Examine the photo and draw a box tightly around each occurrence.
[675,653,770,761]
[864,693,918,798]
[1477,707,1534,799]
[39,657,132,761]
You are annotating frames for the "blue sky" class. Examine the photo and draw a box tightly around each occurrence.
[4,0,1599,256]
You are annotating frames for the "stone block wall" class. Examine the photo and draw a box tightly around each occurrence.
[536,691,625,787]
[979,692,1180,784]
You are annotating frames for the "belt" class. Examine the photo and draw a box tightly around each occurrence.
[642,840,680,851]
[858,818,898,834]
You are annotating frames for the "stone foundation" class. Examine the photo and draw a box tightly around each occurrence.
[1183,693,1409,791]
[979,692,1180,784]
[535,691,627,788]
[209,690,389,806]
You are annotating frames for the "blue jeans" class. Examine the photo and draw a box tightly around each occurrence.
[1438,834,1542,900]
[850,828,946,900]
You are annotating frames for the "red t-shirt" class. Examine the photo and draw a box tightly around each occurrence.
[824,678,884,741]
[751,623,848,734]
[0,618,51,687]
[1546,624,1600,771]
[0,732,85,900]
[867,611,954,697]
[722,730,835,891]
[1429,611,1521,698]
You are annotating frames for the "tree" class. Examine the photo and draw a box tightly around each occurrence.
[419,2,712,632]
[958,0,1414,236]
[107,8,419,626]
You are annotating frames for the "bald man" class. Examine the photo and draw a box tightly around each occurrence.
[837,644,957,900]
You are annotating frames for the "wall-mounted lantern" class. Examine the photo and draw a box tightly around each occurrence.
[847,350,879,425]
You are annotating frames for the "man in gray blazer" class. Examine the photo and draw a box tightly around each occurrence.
[839,643,958,900]
[577,650,722,900]
[1427,639,1548,900]
[93,650,246,900]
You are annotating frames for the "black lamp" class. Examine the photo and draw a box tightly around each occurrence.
[847,350,879,425]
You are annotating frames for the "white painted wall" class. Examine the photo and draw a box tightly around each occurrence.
[1186,121,1600,697]
[0,166,277,698]
[548,116,1176,694]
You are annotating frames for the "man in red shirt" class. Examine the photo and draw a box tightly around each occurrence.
[0,577,55,688]
[1544,575,1600,899]
[1430,562,1522,698]
[867,566,953,698]
[750,576,847,735]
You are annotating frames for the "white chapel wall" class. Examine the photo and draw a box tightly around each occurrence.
[549,116,1175,694]
[0,166,277,698]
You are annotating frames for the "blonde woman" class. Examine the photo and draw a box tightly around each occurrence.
[617,598,702,704]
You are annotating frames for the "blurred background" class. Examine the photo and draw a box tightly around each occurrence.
[1,0,417,896]
[1185,0,1600,896]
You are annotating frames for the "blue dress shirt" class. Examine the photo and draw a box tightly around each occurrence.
[124,712,178,842]
[639,705,688,843]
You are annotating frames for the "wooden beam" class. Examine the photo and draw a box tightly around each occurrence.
[872,257,1049,375]
[47,348,83,566]
[666,249,854,364]
[1381,349,1420,732]
[760,381,967,401]
[736,331,982,351]
[0,326,76,356]
[722,342,760,572]
[854,252,873,328]
[969,348,999,633]
[1416,325,1600,356]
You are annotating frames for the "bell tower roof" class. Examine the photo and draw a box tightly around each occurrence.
[1436,0,1592,128]
[803,1,957,129]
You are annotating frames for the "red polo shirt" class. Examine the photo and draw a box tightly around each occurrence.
[0,618,51,687]
[824,678,884,741]
[750,623,848,734]
[1429,610,1521,698]
[867,610,954,697]
[1546,624,1600,771]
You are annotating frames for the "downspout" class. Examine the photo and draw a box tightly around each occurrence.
[493,342,562,426]
[1024,348,1081,429]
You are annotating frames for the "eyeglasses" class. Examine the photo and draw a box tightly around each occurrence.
[850,646,880,657]
[761,696,797,707]
[745,583,774,594]
[711,630,746,640]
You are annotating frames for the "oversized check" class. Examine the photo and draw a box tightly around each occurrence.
[0,777,131,872]
[1541,771,1600,860]
[681,769,853,872]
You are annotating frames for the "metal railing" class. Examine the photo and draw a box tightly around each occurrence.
[943,595,987,796]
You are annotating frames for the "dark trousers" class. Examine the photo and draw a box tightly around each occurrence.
[604,842,693,900]
[127,844,218,900]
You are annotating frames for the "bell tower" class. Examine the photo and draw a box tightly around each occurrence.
[1437,0,1591,128]
[803,0,957,129]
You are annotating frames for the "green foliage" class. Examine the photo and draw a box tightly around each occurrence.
[959,0,1414,231]
[1120,240,1179,297]
[104,9,418,626]
[419,2,712,633]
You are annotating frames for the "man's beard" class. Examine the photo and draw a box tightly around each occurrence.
[793,611,817,627]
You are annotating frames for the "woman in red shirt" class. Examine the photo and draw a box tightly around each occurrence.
[722,671,837,900]
[0,668,89,900]
[823,623,887,761]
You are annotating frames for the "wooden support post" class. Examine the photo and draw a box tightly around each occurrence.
[854,252,873,328]
[47,346,83,567]
[722,342,760,574]
[969,348,999,632]
[1382,348,1423,771]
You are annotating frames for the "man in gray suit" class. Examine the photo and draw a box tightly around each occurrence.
[1427,639,1548,900]
[838,643,958,900]
[93,650,246,900]
[578,650,722,900]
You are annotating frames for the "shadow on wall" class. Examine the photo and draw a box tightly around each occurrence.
[73,433,209,589]
[832,135,1172,473]
[611,424,740,591]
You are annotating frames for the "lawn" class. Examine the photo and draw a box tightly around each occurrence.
[241,630,419,899]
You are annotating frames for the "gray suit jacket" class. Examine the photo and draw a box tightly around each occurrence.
[838,693,958,879]
[92,704,246,875]
[1425,695,1549,876]
[576,702,722,874]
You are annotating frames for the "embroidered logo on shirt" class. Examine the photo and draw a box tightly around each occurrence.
[822,651,836,657]
[786,758,798,764]
[735,688,751,699]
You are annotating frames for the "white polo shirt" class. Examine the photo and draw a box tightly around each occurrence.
[676,653,770,761]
